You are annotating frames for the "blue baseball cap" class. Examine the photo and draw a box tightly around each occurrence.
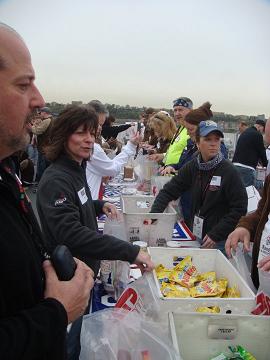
[199,120,224,138]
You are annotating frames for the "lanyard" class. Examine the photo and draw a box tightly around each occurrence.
[3,165,49,259]
[170,126,184,145]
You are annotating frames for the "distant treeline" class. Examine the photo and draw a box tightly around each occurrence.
[46,102,261,130]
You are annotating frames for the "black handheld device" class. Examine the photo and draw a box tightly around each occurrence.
[137,122,142,134]
[51,245,77,281]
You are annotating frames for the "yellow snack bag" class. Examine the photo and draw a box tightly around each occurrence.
[197,271,216,283]
[155,264,171,284]
[214,278,228,297]
[190,280,220,297]
[161,282,190,298]
[169,256,198,288]
[222,285,241,298]
[196,306,220,313]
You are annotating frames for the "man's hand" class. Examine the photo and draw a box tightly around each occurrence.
[225,227,251,258]
[258,255,270,271]
[201,235,216,249]
[43,258,94,324]
[102,202,119,219]
[160,166,176,176]
[148,153,164,162]
[134,250,155,273]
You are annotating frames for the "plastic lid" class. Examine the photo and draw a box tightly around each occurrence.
[167,241,182,248]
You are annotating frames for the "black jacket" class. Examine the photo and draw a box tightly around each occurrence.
[233,126,267,169]
[150,158,248,244]
[101,124,131,140]
[37,155,140,276]
[0,160,67,360]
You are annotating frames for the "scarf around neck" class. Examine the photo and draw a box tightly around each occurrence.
[196,151,223,171]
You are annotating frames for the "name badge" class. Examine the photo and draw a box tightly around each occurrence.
[210,176,221,187]
[193,215,204,240]
[78,187,88,205]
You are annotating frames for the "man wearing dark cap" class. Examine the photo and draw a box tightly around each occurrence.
[149,97,192,165]
[233,119,267,187]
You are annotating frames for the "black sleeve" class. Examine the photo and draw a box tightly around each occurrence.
[102,124,131,139]
[150,162,194,213]
[256,133,267,167]
[0,298,67,359]
[207,165,248,243]
[93,200,106,216]
[37,176,140,263]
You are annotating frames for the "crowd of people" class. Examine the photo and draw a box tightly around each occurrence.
[0,22,270,360]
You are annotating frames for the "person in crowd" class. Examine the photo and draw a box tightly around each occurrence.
[150,119,247,253]
[226,118,270,289]
[238,120,248,135]
[101,115,133,140]
[32,106,53,182]
[148,111,177,154]
[149,97,192,166]
[36,105,153,275]
[141,107,158,148]
[0,22,94,359]
[161,103,210,226]
[36,105,154,358]
[233,119,267,187]
[86,101,140,200]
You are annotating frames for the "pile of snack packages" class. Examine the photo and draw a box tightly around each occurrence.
[156,257,257,358]
[210,345,256,360]
[155,255,240,313]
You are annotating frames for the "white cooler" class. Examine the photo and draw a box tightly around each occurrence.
[169,311,270,360]
[148,247,256,314]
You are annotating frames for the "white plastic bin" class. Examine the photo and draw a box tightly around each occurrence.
[148,247,256,314]
[169,311,270,360]
[121,195,177,246]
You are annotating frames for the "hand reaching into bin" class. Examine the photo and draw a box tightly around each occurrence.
[134,250,155,273]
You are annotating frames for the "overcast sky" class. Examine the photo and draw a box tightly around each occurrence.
[1,0,270,116]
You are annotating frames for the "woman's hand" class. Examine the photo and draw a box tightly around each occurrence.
[201,235,216,249]
[102,202,119,219]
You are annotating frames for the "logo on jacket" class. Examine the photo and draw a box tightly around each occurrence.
[54,197,67,206]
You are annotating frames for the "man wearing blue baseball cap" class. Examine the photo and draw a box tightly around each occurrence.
[150,104,247,253]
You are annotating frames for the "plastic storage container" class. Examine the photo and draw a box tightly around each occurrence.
[121,195,177,246]
[169,311,270,360]
[147,247,256,314]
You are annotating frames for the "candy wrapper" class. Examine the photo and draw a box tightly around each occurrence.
[169,256,198,288]
[228,345,256,360]
[161,282,190,298]
[222,285,241,298]
[197,271,216,282]
[155,264,171,284]
[190,279,227,298]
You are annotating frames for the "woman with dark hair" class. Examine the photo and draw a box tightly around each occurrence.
[36,105,154,277]
[150,104,247,253]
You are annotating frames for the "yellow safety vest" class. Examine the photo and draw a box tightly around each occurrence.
[164,127,189,166]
